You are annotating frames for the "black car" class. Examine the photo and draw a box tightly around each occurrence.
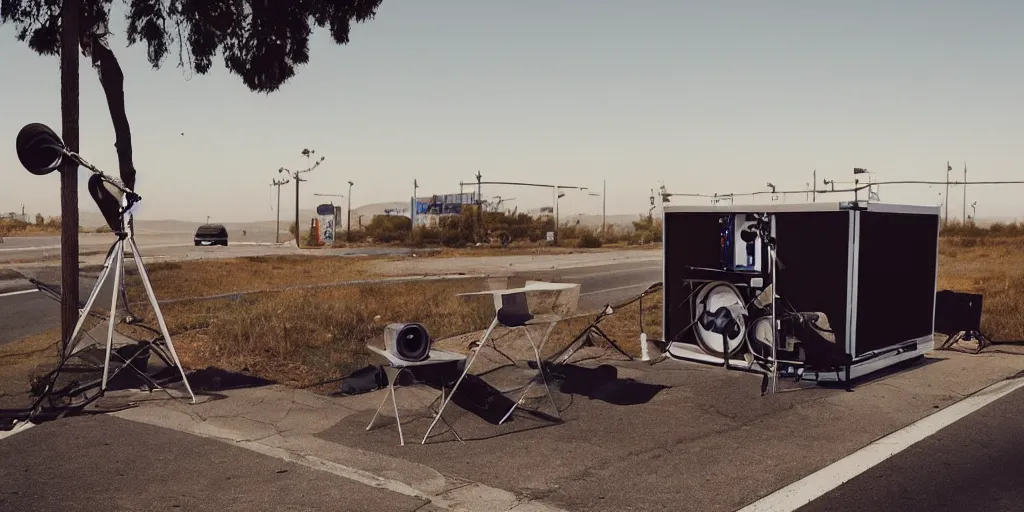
[194,223,229,246]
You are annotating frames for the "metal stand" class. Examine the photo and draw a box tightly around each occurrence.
[65,214,195,404]
[553,305,634,365]
[421,315,562,444]
[366,366,462,446]
[940,330,992,354]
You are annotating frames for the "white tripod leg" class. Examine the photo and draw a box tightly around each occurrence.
[101,240,124,391]
[64,244,118,358]
[128,237,196,404]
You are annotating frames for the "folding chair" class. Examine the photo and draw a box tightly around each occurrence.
[421,281,579,444]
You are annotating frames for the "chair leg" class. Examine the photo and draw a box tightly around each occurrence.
[499,322,561,425]
[421,316,499,444]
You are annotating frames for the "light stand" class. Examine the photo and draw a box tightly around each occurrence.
[14,123,196,409]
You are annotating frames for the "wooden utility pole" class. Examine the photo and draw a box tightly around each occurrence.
[962,162,967,223]
[271,177,289,244]
[602,179,606,237]
[279,151,324,248]
[475,171,483,240]
[347,180,354,242]
[60,0,81,349]
[944,161,951,226]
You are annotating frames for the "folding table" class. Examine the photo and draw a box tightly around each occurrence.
[421,281,580,444]
[365,344,465,446]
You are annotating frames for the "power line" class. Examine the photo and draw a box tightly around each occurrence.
[663,179,1024,203]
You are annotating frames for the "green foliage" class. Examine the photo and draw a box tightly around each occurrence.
[631,214,662,244]
[1,0,383,93]
[366,214,412,243]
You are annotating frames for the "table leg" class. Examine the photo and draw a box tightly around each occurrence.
[499,321,561,424]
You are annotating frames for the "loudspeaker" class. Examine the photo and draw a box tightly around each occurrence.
[383,323,431,362]
[934,290,983,335]
[88,174,125,232]
[16,123,65,176]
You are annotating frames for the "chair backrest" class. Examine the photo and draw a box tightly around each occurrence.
[496,292,533,327]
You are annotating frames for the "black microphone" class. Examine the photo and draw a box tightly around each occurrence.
[16,123,66,176]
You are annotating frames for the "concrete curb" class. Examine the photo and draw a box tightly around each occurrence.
[0,278,35,295]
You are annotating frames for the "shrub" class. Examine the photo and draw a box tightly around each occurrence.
[365,215,412,243]
[576,230,603,248]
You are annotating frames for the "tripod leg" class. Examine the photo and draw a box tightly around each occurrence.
[64,247,118,358]
[101,242,124,391]
[128,237,196,404]
[592,325,634,360]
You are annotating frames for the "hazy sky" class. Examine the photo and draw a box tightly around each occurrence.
[3,1,1023,223]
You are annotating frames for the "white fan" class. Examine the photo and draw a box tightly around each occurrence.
[693,281,747,358]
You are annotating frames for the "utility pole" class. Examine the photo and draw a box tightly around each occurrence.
[812,170,816,202]
[271,177,290,244]
[279,149,325,248]
[59,0,81,349]
[554,186,564,245]
[602,179,607,237]
[475,171,483,240]
[962,162,967,223]
[347,180,354,242]
[945,161,951,226]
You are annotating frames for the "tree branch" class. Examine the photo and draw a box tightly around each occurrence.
[81,32,137,191]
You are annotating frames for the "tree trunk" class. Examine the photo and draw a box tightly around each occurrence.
[59,0,80,351]
[84,35,137,191]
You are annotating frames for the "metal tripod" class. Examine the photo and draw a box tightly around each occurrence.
[65,213,196,403]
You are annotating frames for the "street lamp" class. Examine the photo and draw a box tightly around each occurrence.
[347,180,354,242]
[766,182,777,202]
[971,201,977,223]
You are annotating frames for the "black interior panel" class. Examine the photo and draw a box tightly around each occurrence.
[855,211,939,355]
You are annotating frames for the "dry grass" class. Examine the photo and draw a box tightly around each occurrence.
[938,236,1024,340]
[124,255,382,300]
[0,327,62,400]
[117,279,494,388]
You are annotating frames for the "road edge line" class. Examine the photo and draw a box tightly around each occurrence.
[737,374,1024,512]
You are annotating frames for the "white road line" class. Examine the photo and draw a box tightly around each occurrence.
[0,289,39,298]
[580,283,653,296]
[564,265,661,280]
[739,375,1024,512]
[0,421,35,441]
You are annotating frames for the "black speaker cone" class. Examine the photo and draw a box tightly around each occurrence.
[88,174,125,232]
[16,123,65,176]
[393,323,430,362]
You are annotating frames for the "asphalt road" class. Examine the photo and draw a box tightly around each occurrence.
[0,414,427,512]
[521,260,663,311]
[0,270,113,346]
[798,384,1024,512]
